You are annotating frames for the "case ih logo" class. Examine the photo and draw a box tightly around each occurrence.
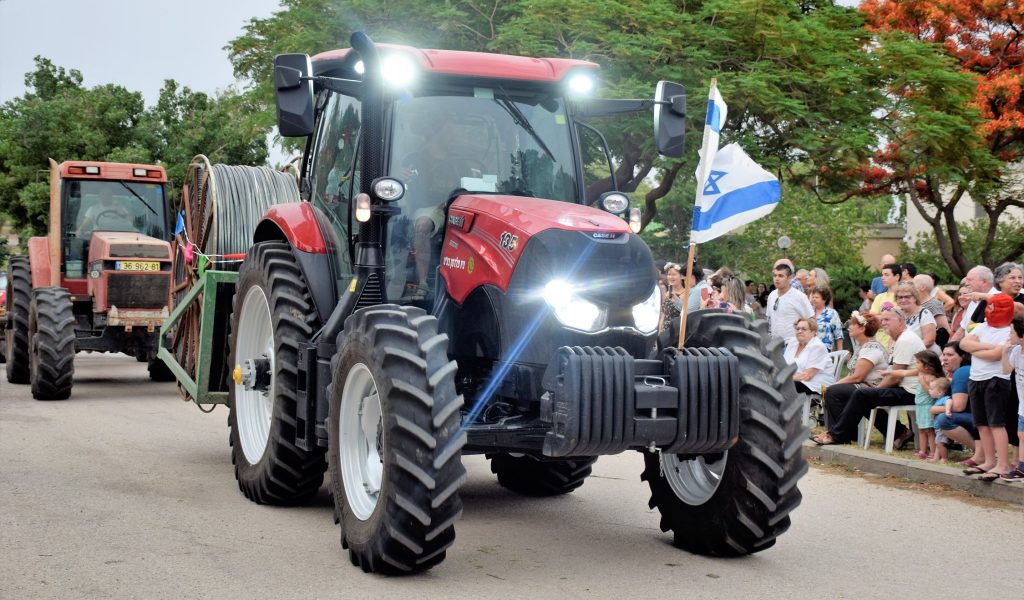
[499,231,519,252]
[443,256,467,270]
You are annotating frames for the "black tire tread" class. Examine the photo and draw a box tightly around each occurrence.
[642,310,806,556]
[227,242,326,505]
[5,256,31,383]
[328,304,465,575]
[147,358,176,382]
[30,287,76,400]
[489,454,598,496]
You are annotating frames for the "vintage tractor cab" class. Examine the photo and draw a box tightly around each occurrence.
[168,32,803,575]
[4,160,174,399]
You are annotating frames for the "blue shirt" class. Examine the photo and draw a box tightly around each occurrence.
[951,365,970,396]
[815,307,843,351]
[870,276,886,295]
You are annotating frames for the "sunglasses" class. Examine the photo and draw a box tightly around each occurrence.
[773,298,780,311]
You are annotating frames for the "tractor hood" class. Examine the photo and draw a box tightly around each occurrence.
[440,194,650,306]
[88,231,173,262]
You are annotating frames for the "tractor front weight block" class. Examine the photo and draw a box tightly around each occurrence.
[540,346,740,457]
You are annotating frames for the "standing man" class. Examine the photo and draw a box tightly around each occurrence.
[951,265,996,343]
[773,258,803,292]
[766,264,814,343]
[813,307,925,447]
[869,253,896,301]
[869,262,901,348]
[794,269,811,294]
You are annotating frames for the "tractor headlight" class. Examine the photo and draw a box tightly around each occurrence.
[542,279,606,332]
[600,192,629,215]
[381,54,417,87]
[632,285,661,334]
[372,177,404,201]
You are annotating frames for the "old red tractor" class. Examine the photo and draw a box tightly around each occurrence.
[3,160,174,399]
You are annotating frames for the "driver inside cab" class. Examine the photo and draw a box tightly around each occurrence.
[76,187,131,236]
[399,116,473,299]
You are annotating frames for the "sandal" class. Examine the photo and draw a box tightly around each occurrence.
[978,471,1009,483]
[811,432,837,446]
[962,466,987,475]
[958,458,980,468]
[893,429,914,451]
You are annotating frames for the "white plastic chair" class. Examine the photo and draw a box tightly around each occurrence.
[827,350,849,380]
[863,405,917,453]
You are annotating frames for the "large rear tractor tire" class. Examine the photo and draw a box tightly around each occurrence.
[5,256,32,383]
[489,454,597,496]
[642,311,806,556]
[227,242,326,505]
[148,358,176,382]
[328,305,466,574]
[29,287,76,400]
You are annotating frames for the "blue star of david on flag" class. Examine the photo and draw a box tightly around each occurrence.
[703,170,726,196]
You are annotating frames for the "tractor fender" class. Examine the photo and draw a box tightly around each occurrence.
[252,203,336,323]
[27,236,51,289]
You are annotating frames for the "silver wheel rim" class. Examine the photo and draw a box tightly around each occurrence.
[339,362,384,520]
[661,451,728,505]
[235,286,275,465]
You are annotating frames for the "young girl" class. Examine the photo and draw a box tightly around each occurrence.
[927,377,952,461]
[911,350,945,460]
[1000,315,1024,480]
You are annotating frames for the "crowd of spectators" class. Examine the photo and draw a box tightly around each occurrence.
[655,253,1024,482]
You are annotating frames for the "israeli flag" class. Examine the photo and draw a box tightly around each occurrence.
[694,81,727,212]
[690,143,781,244]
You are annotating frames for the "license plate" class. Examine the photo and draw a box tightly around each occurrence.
[116,261,160,271]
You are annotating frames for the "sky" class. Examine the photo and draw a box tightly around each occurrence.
[0,0,282,106]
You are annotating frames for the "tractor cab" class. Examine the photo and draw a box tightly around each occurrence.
[63,176,170,279]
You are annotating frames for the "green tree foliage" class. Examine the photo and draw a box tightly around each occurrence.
[137,81,269,208]
[227,0,885,222]
[0,57,146,232]
[0,58,271,235]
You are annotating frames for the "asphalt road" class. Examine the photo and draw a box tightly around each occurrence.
[2,353,1021,599]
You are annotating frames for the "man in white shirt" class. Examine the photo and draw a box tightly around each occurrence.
[813,307,925,446]
[766,264,814,343]
[951,265,996,342]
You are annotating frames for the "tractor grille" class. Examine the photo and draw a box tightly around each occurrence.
[108,273,170,308]
[110,244,169,259]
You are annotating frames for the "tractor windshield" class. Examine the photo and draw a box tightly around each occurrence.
[67,179,168,240]
[388,91,578,207]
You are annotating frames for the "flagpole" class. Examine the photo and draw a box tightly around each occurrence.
[677,242,697,348]
[678,76,717,348]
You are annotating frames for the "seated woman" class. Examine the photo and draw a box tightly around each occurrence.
[822,311,888,427]
[785,317,835,395]
[895,280,938,354]
[932,342,977,463]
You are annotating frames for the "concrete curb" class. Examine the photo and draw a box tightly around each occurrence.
[802,440,1024,506]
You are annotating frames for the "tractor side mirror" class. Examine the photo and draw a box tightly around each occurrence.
[654,81,685,158]
[274,54,315,137]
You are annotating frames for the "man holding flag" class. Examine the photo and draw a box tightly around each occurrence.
[678,80,783,346]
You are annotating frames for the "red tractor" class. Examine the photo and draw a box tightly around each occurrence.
[174,33,804,574]
[3,160,174,399]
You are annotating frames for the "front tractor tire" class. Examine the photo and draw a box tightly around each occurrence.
[5,256,32,383]
[147,358,176,382]
[328,305,466,575]
[227,242,326,505]
[642,311,807,556]
[29,287,76,400]
[489,454,597,496]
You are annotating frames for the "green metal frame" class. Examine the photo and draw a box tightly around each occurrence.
[158,270,238,406]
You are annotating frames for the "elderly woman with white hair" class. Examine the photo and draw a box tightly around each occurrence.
[994,262,1024,305]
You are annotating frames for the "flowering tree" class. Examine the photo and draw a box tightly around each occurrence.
[861,0,1024,275]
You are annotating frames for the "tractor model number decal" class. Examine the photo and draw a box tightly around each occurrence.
[443,256,467,270]
[448,214,465,228]
[499,231,519,252]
